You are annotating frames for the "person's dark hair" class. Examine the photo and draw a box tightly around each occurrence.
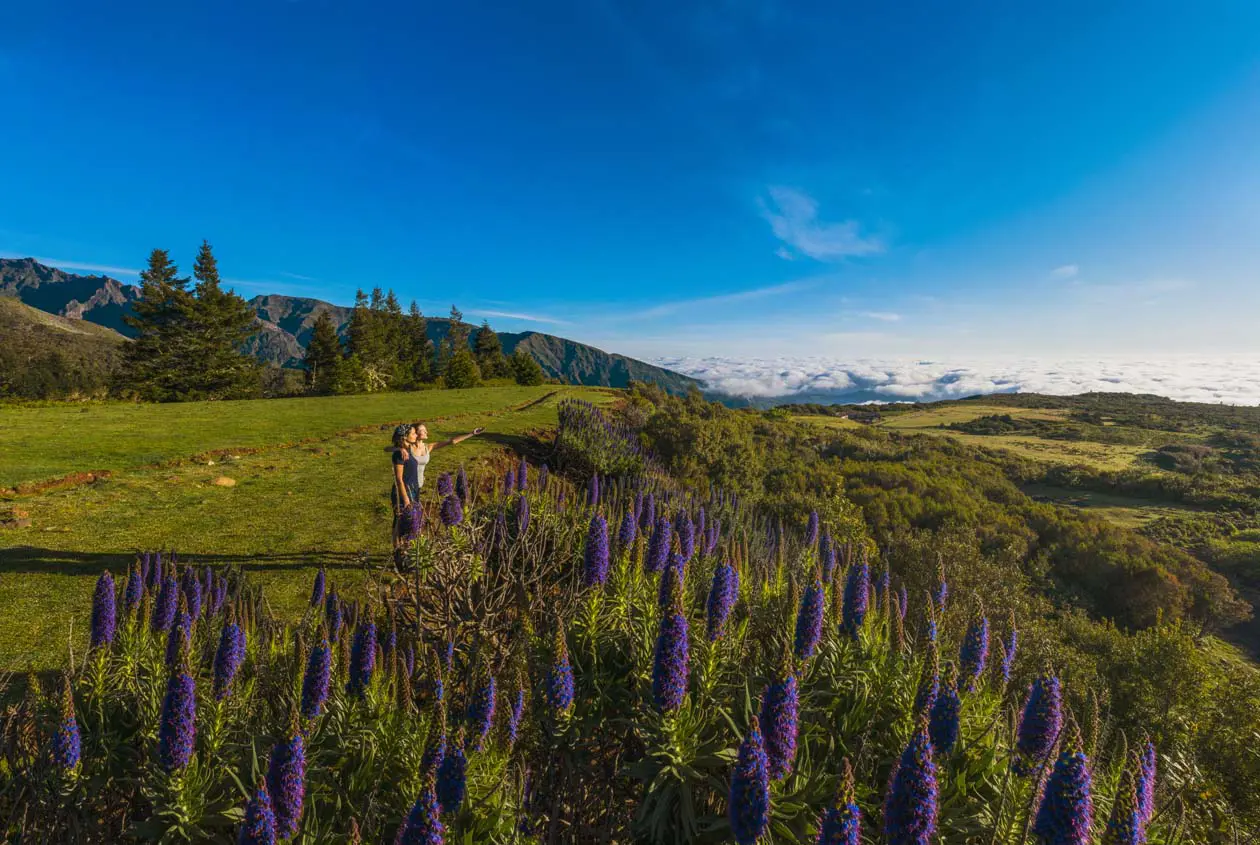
[392,424,412,448]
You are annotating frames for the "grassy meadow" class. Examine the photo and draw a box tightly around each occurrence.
[0,385,615,669]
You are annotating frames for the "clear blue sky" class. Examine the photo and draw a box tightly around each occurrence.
[3,1,1259,359]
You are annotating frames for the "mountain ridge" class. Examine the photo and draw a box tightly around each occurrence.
[0,258,698,393]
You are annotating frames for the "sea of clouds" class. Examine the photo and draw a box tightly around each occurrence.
[654,356,1260,406]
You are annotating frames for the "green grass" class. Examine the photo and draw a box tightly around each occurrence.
[1021,482,1200,529]
[0,386,558,489]
[0,385,616,669]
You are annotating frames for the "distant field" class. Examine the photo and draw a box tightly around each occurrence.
[878,403,1069,430]
[0,386,560,489]
[0,385,616,669]
[1021,483,1199,529]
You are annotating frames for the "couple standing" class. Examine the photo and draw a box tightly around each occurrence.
[389,420,483,546]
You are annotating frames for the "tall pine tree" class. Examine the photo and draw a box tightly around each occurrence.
[473,320,509,379]
[303,310,344,394]
[346,288,392,391]
[510,348,545,386]
[118,249,195,401]
[403,301,433,386]
[188,240,262,399]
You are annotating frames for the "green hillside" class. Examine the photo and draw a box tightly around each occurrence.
[0,295,127,398]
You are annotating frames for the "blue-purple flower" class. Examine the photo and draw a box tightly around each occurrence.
[90,570,116,650]
[816,758,860,845]
[506,684,526,747]
[439,495,463,527]
[645,516,671,574]
[806,511,820,548]
[760,667,799,780]
[239,780,277,845]
[397,778,445,844]
[1136,740,1156,826]
[929,664,961,756]
[640,492,656,531]
[402,502,425,543]
[152,574,178,632]
[310,569,326,607]
[515,493,530,535]
[582,514,610,588]
[165,608,192,666]
[52,677,80,772]
[1103,766,1143,845]
[959,615,989,691]
[675,510,695,562]
[437,472,454,497]
[436,729,468,813]
[818,532,836,583]
[706,517,720,555]
[706,561,739,642]
[587,474,600,507]
[266,725,307,840]
[618,507,637,549]
[1000,621,1018,683]
[1032,727,1094,845]
[213,621,247,700]
[545,627,575,717]
[1017,675,1064,772]
[933,565,948,614]
[652,583,690,713]
[182,568,203,620]
[841,558,869,639]
[503,467,516,496]
[125,564,144,614]
[467,674,496,751]
[517,455,528,491]
[455,465,469,504]
[538,463,548,490]
[301,638,331,718]
[347,620,377,699]
[794,576,825,660]
[325,590,342,641]
[728,716,771,845]
[883,719,939,845]
[158,665,197,772]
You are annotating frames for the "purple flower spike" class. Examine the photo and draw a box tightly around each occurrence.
[515,493,530,535]
[806,511,820,547]
[1032,728,1094,845]
[582,514,611,588]
[301,638,331,718]
[760,668,799,780]
[347,620,377,699]
[468,674,496,751]
[618,507,637,549]
[52,677,80,772]
[587,474,600,506]
[706,517,720,555]
[436,730,468,813]
[1137,740,1156,826]
[959,615,989,691]
[929,665,961,755]
[645,516,671,574]
[517,455,528,491]
[1017,675,1063,773]
[158,666,197,772]
[1104,766,1144,845]
[841,558,869,640]
[884,719,939,845]
[439,495,463,527]
[239,780,277,845]
[398,778,445,845]
[403,501,425,542]
[152,574,178,633]
[325,590,342,641]
[503,467,515,496]
[213,621,247,700]
[818,532,835,583]
[706,561,739,642]
[640,492,656,531]
[933,568,948,614]
[728,716,771,845]
[165,609,192,666]
[310,568,326,608]
[652,584,690,713]
[545,628,575,718]
[182,568,203,620]
[90,570,117,650]
[794,577,825,660]
[817,759,861,845]
[538,463,548,490]
[675,510,695,562]
[125,564,144,614]
[266,726,306,841]
[455,465,469,505]
[506,685,526,747]
[437,472,454,497]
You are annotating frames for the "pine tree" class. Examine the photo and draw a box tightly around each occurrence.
[118,249,195,401]
[187,240,262,399]
[346,289,392,391]
[510,348,545,386]
[444,347,482,389]
[403,301,433,385]
[303,310,344,394]
[447,305,469,349]
[473,321,509,379]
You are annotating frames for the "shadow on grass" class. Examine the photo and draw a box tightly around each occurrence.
[0,545,371,576]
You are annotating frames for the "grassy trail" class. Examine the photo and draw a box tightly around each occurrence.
[0,386,615,669]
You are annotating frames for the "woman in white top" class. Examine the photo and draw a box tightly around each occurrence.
[390,421,483,547]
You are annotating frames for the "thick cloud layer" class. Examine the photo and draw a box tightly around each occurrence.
[657,356,1260,406]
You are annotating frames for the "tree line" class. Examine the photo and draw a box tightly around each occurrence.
[302,294,545,395]
[111,244,547,402]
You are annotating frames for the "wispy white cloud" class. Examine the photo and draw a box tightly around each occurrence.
[467,308,571,326]
[656,355,1260,405]
[861,311,902,322]
[1050,264,1079,280]
[279,271,317,282]
[761,186,882,261]
[628,279,815,320]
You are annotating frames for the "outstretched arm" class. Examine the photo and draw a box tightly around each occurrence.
[429,427,485,452]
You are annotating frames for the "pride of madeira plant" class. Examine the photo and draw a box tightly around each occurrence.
[2,402,1183,843]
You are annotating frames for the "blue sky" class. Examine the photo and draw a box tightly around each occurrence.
[3,1,1259,361]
